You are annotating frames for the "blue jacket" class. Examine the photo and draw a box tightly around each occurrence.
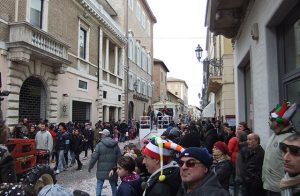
[117,173,142,196]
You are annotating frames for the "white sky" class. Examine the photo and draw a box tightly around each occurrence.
[147,0,208,107]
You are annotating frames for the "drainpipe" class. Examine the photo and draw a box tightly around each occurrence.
[124,1,129,121]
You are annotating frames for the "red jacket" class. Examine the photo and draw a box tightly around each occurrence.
[228,136,238,164]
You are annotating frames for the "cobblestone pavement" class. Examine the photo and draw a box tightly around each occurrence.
[53,137,140,196]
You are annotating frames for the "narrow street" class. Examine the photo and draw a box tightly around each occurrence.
[53,137,140,196]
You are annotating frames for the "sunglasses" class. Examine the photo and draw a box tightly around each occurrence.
[279,142,300,156]
[178,159,202,168]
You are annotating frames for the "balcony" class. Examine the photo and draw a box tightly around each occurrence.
[7,22,71,70]
[207,59,223,93]
[205,0,250,38]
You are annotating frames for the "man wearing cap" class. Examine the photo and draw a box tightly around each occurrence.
[88,129,121,196]
[142,140,181,196]
[176,147,229,196]
[262,101,296,195]
[279,133,300,195]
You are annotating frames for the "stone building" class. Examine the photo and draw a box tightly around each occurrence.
[206,0,300,145]
[0,0,126,127]
[109,0,156,121]
[167,77,189,107]
[152,58,169,103]
[201,32,236,124]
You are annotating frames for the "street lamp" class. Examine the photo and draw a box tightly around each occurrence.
[195,44,203,62]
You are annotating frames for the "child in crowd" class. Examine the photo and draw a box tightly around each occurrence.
[113,126,119,142]
[113,156,142,196]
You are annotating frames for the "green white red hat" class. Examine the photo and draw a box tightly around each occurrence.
[270,101,297,125]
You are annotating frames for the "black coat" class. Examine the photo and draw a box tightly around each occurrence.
[144,162,181,196]
[204,129,218,154]
[70,134,84,154]
[176,171,230,196]
[244,145,265,195]
[211,160,233,190]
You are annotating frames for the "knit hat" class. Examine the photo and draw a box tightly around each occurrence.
[142,140,171,161]
[270,101,297,125]
[143,136,185,182]
[179,147,213,169]
[99,129,110,137]
[213,141,229,155]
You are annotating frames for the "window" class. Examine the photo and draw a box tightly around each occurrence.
[128,0,133,10]
[148,84,152,97]
[147,53,152,74]
[78,80,87,90]
[136,2,141,21]
[278,3,300,131]
[30,0,43,28]
[79,28,87,59]
[103,91,107,99]
[136,43,141,67]
[147,19,151,36]
[142,12,146,28]
[118,95,121,101]
[128,73,133,90]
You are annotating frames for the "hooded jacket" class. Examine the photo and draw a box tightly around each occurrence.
[143,161,181,196]
[89,137,121,180]
[117,173,142,196]
[176,170,230,196]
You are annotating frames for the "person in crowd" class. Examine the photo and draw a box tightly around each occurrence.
[27,124,37,139]
[82,122,94,160]
[12,118,28,138]
[112,156,142,196]
[228,129,238,165]
[211,141,233,191]
[70,129,84,171]
[135,155,150,191]
[142,139,181,196]
[0,121,17,183]
[48,124,57,163]
[113,126,119,142]
[88,129,121,196]
[203,122,219,154]
[147,105,155,130]
[215,120,225,141]
[223,123,235,144]
[237,122,252,135]
[119,120,128,142]
[235,129,248,195]
[176,147,229,196]
[35,121,53,153]
[54,122,68,174]
[279,133,300,195]
[262,101,296,195]
[243,133,265,196]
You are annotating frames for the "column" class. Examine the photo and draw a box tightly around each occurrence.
[99,28,103,69]
[114,107,118,122]
[114,46,118,75]
[104,106,109,122]
[105,39,109,70]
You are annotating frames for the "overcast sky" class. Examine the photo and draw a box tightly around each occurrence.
[147,0,208,107]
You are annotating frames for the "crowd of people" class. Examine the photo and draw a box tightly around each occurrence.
[0,100,300,196]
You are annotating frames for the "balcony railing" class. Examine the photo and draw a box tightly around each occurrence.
[208,59,223,77]
[7,22,70,66]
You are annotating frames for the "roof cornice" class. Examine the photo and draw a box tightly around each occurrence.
[78,0,127,44]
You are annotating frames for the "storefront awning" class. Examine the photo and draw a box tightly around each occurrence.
[202,102,215,118]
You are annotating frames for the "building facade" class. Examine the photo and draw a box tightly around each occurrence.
[152,58,169,103]
[167,77,189,106]
[110,0,156,121]
[0,0,126,127]
[206,0,300,145]
[201,31,235,124]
